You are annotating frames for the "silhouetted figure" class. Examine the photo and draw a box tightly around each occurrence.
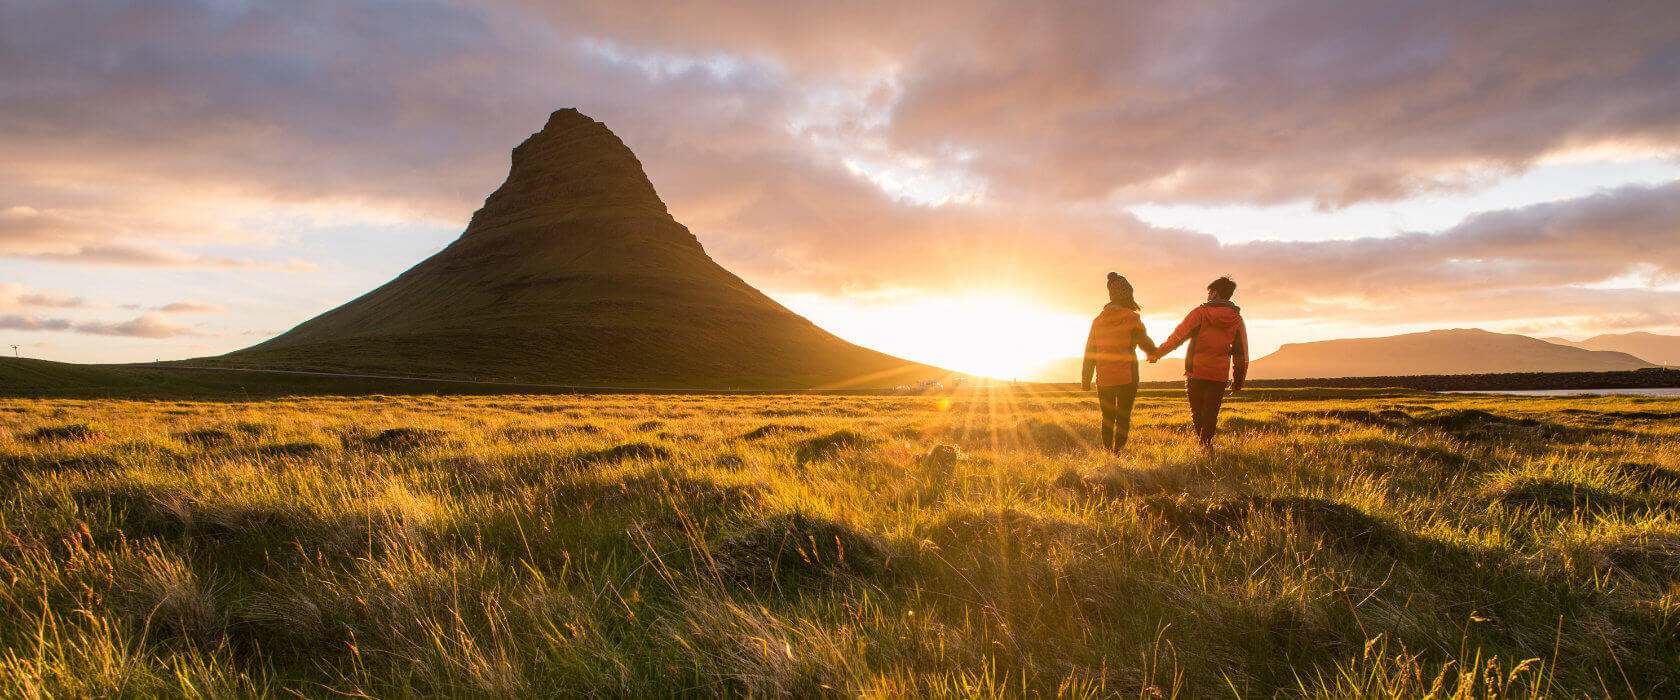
[1149,276,1248,450]
[1083,273,1158,453]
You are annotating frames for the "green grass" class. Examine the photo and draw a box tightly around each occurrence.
[0,389,1675,696]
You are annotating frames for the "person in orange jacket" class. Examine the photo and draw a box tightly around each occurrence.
[1083,272,1159,453]
[1148,276,1248,450]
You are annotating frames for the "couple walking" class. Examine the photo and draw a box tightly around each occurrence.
[1081,272,1248,452]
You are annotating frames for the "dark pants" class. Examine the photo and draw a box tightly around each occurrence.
[1186,378,1228,447]
[1097,383,1139,452]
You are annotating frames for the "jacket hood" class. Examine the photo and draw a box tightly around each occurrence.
[1201,300,1242,328]
[1099,303,1140,318]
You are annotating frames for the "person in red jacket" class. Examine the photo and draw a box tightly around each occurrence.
[1083,272,1158,452]
[1148,276,1248,449]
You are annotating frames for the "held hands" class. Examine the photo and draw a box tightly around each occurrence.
[1145,352,1162,364]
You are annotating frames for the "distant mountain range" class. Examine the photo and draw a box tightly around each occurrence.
[1542,332,1680,366]
[1027,328,1664,382]
[1250,329,1653,379]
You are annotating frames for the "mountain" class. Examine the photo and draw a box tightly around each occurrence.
[202,109,944,389]
[1546,332,1680,366]
[1249,328,1656,379]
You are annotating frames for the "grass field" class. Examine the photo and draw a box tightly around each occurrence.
[0,388,1676,697]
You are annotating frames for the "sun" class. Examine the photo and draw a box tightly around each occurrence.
[780,292,1091,380]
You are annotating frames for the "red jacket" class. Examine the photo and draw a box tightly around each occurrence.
[1157,301,1248,386]
[1083,305,1153,387]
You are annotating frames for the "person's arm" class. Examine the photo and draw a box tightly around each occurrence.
[1150,308,1201,361]
[1133,325,1158,358]
[1081,320,1099,390]
[1230,317,1249,393]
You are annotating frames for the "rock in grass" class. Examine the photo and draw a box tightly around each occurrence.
[918,444,960,470]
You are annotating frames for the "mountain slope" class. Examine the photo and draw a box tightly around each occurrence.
[1547,331,1680,366]
[1249,329,1655,379]
[203,109,943,388]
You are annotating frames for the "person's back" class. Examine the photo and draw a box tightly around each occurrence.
[1083,272,1157,452]
[1173,300,1247,385]
[1086,305,1145,385]
[1150,276,1248,449]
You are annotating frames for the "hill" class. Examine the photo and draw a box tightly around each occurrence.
[195,109,943,389]
[1546,331,1680,366]
[1249,328,1655,378]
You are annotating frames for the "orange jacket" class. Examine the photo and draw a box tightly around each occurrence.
[1156,301,1249,386]
[1083,305,1155,387]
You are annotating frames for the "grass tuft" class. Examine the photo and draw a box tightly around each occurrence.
[794,429,876,463]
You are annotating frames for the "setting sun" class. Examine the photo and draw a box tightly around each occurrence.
[780,291,1091,380]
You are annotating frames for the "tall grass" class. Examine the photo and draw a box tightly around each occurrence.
[0,389,1674,696]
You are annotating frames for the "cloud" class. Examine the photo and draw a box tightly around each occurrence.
[0,283,91,310]
[0,315,72,333]
[11,245,318,271]
[531,0,1680,206]
[153,300,225,314]
[1,0,1678,349]
[0,312,200,338]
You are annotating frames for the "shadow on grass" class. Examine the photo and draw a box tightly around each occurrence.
[1483,477,1680,518]
[1136,494,1412,556]
[712,511,896,585]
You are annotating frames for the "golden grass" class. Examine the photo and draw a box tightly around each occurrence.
[0,388,1675,696]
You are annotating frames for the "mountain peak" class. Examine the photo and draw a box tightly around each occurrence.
[468,108,669,231]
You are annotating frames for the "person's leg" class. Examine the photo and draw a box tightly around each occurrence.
[1185,380,1209,444]
[1097,385,1119,451]
[1186,379,1223,448]
[1111,383,1139,450]
[1201,381,1228,445]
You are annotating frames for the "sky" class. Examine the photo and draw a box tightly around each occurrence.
[3,0,1679,379]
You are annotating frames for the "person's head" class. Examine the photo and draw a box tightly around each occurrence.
[1106,272,1139,310]
[1206,276,1237,301]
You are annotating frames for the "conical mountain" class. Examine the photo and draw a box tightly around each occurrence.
[209,109,943,388]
